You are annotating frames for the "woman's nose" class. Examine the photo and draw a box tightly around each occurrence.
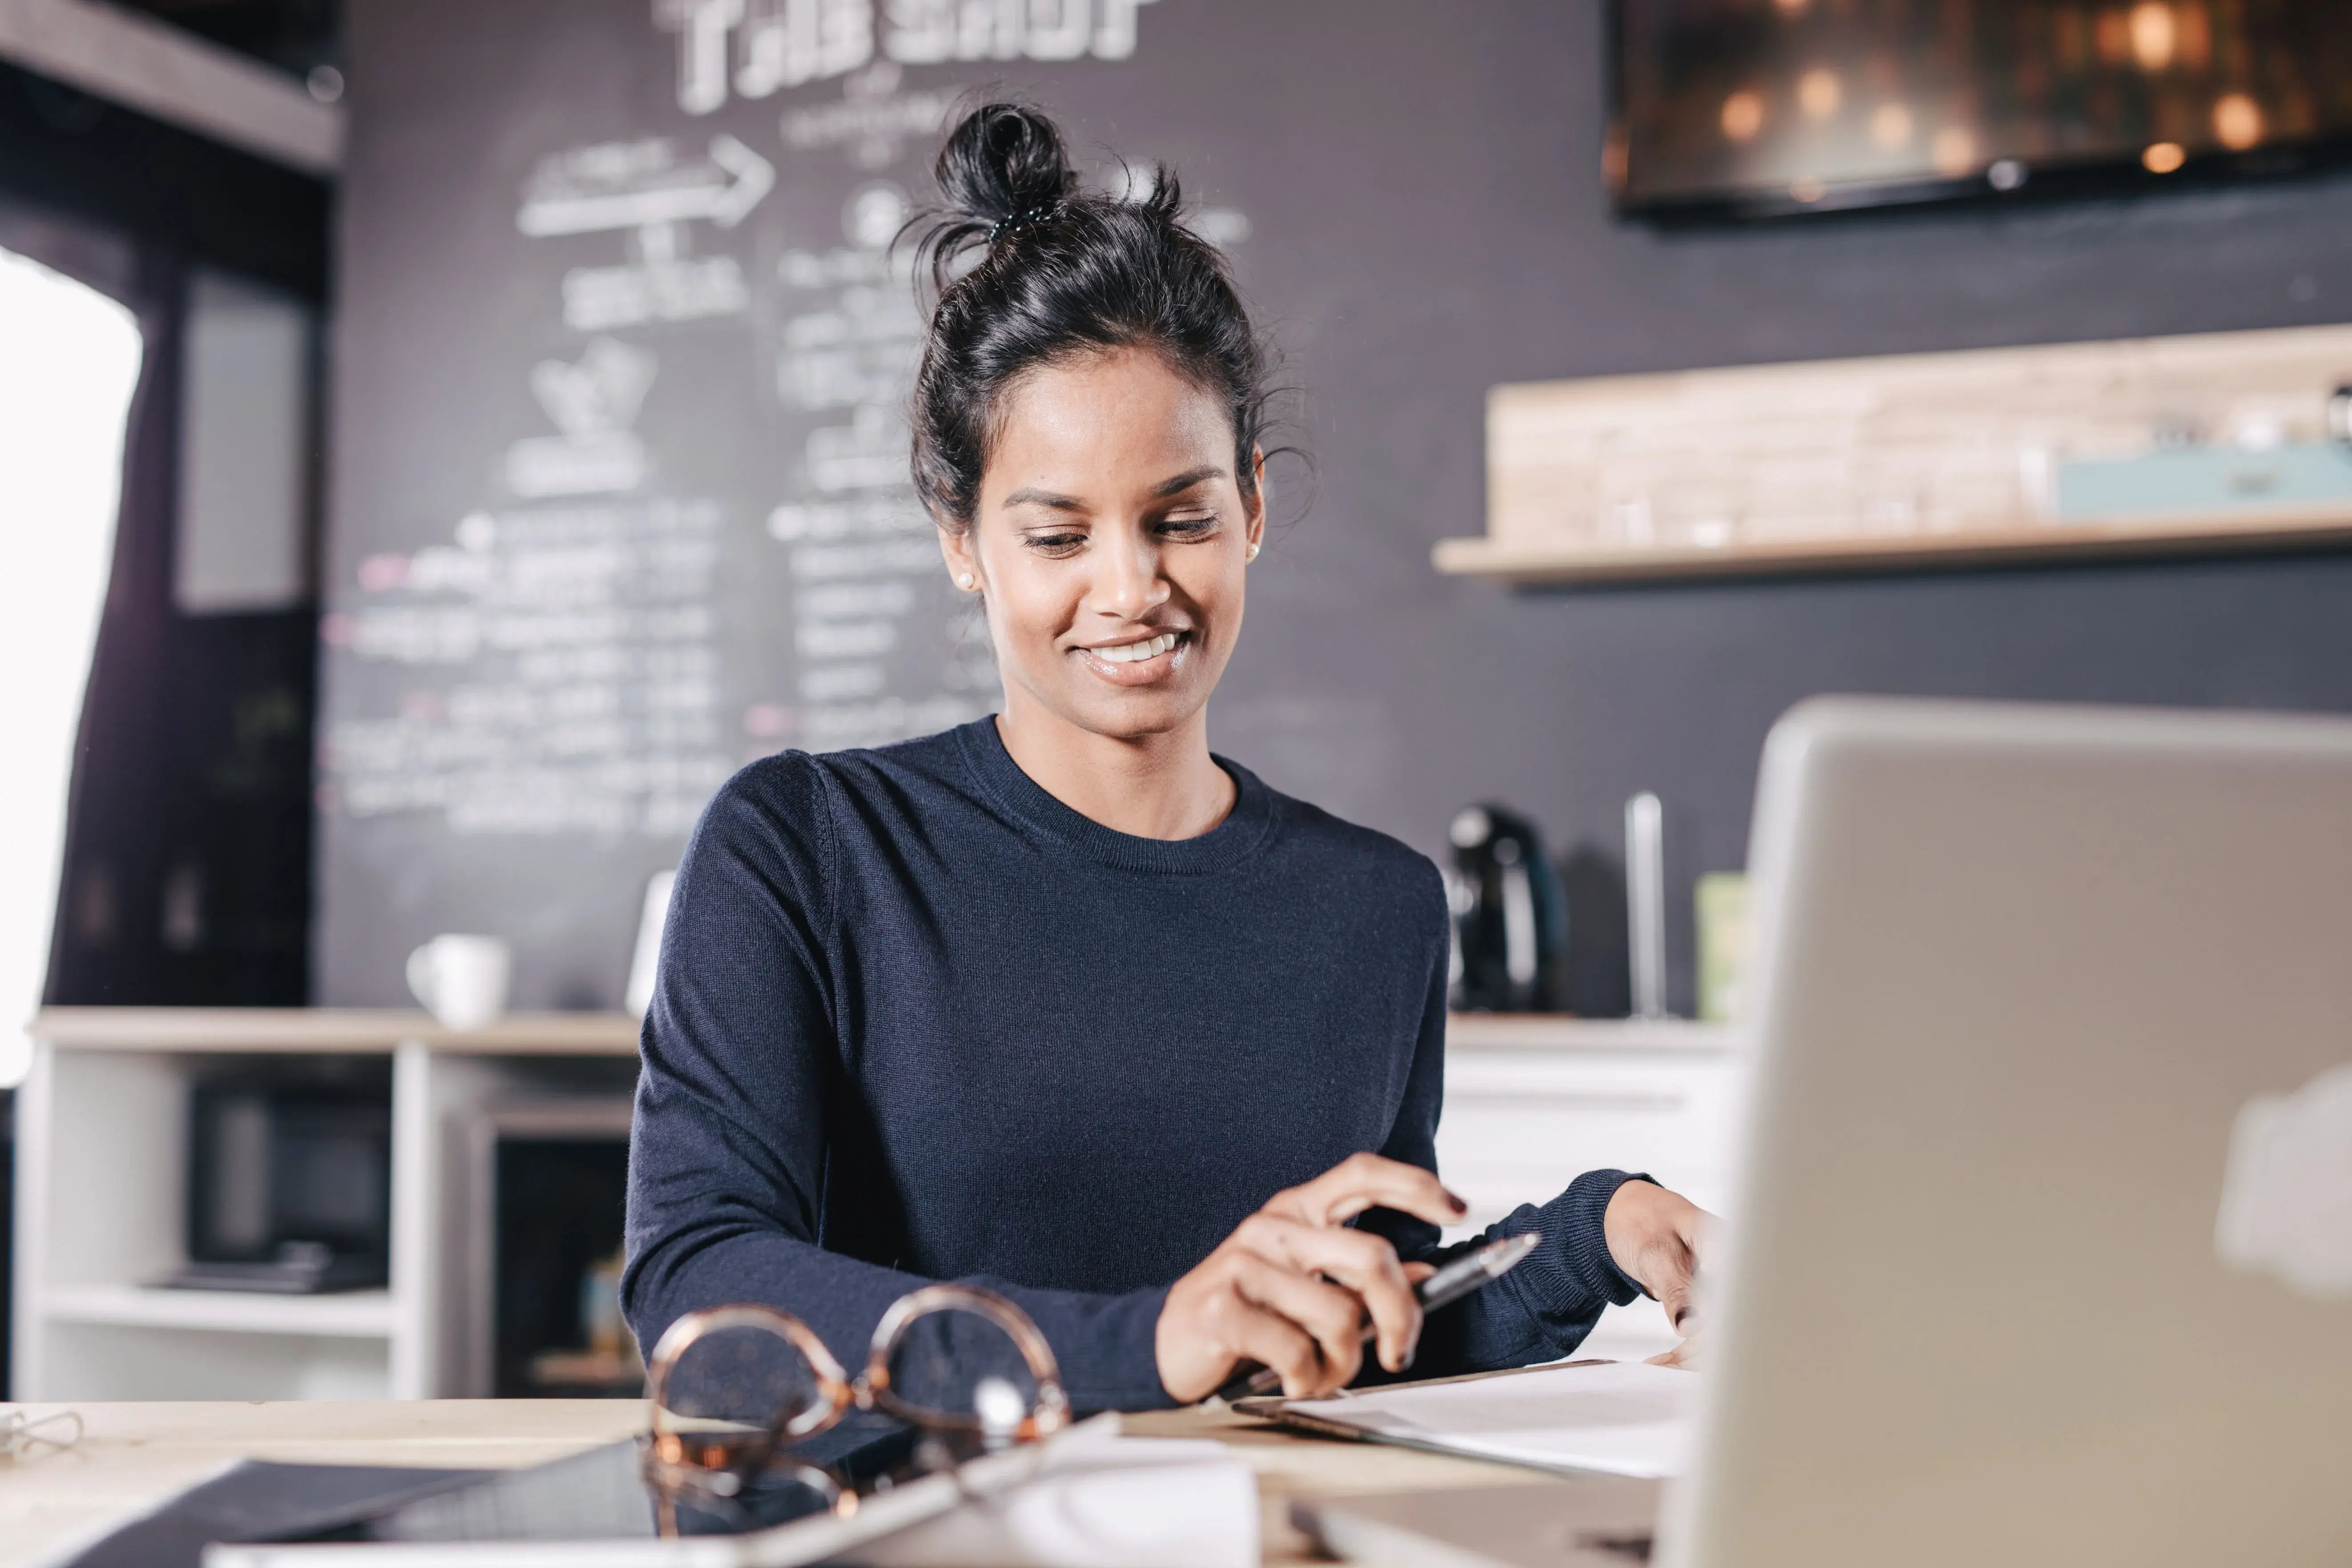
[1096,532,1170,619]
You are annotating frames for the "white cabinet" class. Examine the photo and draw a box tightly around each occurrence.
[1436,1016,1744,1362]
[10,1009,638,1401]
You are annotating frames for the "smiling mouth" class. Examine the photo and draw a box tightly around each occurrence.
[1070,629,1190,681]
[1086,631,1182,665]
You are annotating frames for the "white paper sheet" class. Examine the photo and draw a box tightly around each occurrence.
[852,1437,1257,1568]
[1296,1360,1698,1479]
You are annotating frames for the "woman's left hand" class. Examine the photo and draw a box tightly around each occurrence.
[1602,1178,1713,1366]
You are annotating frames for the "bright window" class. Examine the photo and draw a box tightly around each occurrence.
[0,246,144,1086]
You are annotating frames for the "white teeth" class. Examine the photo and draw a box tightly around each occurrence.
[1093,633,1178,664]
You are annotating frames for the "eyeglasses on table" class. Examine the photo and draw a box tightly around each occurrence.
[639,1283,1069,1537]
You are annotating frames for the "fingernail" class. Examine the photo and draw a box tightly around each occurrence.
[1446,1190,1468,1215]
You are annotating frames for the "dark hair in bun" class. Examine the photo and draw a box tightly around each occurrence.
[908,102,1272,535]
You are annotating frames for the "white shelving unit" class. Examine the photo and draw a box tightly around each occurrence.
[41,1283,400,1336]
[12,1008,639,1401]
[1436,1014,1744,1362]
[12,1008,1740,1398]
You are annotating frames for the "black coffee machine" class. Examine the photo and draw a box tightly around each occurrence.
[1446,803,1567,1012]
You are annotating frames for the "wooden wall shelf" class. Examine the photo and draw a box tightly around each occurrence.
[1456,325,2352,586]
[1435,507,2352,586]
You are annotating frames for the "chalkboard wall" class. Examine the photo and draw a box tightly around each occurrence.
[322,0,2352,1014]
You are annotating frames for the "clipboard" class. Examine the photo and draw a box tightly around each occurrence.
[1231,1358,1694,1480]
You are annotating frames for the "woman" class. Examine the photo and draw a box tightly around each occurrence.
[624,103,1708,1414]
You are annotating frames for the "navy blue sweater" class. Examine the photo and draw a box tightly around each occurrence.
[623,719,1643,1412]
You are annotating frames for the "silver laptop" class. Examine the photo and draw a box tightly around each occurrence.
[1307,697,2352,1568]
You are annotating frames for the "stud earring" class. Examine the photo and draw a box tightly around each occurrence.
[1245,542,1261,561]
[957,572,975,589]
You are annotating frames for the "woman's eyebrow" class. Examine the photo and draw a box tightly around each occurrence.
[1001,485,1086,512]
[1153,465,1225,497]
[1000,465,1225,512]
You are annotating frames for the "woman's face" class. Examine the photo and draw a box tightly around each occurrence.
[942,347,1264,743]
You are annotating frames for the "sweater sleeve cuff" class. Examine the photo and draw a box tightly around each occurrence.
[1504,1169,1650,1319]
[1000,1282,1175,1414]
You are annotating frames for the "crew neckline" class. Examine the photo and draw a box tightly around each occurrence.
[953,717,1278,875]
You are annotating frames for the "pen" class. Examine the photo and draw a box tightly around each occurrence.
[1212,1229,1541,1403]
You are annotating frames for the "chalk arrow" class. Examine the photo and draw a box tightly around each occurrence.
[704,134,774,227]
[517,135,774,238]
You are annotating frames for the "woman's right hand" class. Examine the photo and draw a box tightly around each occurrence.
[1154,1153,1466,1403]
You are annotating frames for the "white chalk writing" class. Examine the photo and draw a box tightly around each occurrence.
[657,0,1161,116]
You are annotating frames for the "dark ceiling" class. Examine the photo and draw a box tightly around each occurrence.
[115,0,340,79]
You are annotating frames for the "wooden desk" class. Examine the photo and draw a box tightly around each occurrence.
[0,1400,1547,1567]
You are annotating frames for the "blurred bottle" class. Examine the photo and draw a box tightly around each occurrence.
[1445,804,1567,1012]
[581,1250,628,1358]
[1696,871,1750,1024]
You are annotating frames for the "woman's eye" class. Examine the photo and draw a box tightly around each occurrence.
[1025,532,1087,554]
[1158,514,1218,536]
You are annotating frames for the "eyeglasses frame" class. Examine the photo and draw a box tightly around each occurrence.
[639,1282,1070,1536]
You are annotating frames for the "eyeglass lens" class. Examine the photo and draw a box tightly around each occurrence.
[656,1318,833,1459]
[881,1304,1045,1441]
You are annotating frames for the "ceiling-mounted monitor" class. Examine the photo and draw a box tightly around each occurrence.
[1609,0,2352,218]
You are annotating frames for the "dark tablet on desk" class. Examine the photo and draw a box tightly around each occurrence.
[61,1462,490,1568]
[64,1419,920,1567]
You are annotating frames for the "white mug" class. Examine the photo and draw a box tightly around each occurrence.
[406,935,511,1031]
